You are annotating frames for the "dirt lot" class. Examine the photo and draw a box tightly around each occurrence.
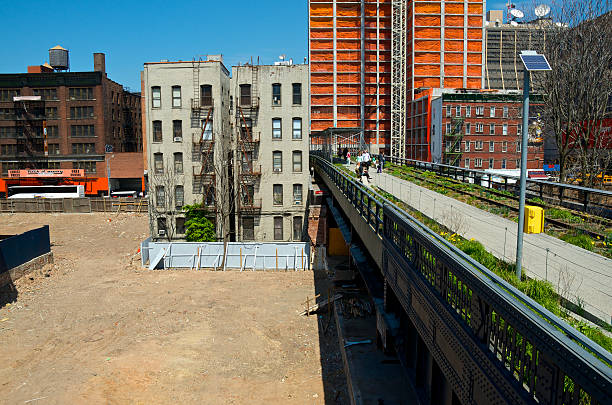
[0,213,346,404]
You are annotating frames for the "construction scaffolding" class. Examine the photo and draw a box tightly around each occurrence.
[391,0,407,159]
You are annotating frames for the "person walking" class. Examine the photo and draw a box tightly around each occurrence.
[362,150,371,180]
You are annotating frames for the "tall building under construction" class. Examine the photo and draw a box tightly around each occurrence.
[308,0,485,155]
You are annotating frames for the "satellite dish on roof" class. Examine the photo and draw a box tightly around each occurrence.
[510,8,524,19]
[535,4,551,18]
[510,20,519,26]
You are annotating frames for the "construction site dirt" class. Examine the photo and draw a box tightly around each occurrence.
[0,213,347,404]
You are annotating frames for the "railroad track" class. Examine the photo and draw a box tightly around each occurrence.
[388,167,610,240]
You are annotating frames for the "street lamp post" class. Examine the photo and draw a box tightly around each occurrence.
[106,153,115,197]
[516,51,551,280]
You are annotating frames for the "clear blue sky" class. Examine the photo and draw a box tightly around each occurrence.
[1,0,504,92]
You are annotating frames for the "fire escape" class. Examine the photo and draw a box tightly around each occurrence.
[192,57,216,211]
[236,65,262,215]
[14,97,47,169]
[444,117,464,166]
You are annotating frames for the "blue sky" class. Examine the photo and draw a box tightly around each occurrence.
[1,0,503,91]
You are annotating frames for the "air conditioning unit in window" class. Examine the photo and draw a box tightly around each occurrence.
[294,200,302,205]
[273,168,282,172]
[174,137,182,142]
[158,229,166,236]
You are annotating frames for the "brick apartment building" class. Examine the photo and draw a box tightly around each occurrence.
[408,88,544,171]
[0,51,143,196]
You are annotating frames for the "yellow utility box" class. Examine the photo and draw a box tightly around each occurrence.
[524,205,544,234]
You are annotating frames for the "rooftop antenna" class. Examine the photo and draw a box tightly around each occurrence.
[534,4,551,18]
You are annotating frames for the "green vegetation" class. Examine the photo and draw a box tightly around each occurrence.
[377,189,612,355]
[546,208,583,224]
[183,204,216,242]
[560,232,594,251]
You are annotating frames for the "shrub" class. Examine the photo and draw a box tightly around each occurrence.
[183,204,216,242]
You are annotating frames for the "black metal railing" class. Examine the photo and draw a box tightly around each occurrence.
[311,153,611,405]
[383,155,612,218]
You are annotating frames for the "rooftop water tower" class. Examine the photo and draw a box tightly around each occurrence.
[49,45,69,71]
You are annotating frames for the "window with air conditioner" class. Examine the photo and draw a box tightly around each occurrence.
[273,151,282,172]
[293,184,302,205]
[173,120,182,142]
[157,217,167,236]
[272,83,281,106]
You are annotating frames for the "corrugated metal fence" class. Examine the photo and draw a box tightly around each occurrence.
[0,198,148,213]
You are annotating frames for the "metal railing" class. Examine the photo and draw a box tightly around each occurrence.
[312,153,611,405]
[383,155,612,218]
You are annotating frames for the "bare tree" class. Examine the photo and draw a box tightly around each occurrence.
[529,0,612,185]
[148,157,180,241]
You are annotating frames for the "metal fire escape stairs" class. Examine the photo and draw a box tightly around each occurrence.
[14,97,47,169]
[445,117,464,166]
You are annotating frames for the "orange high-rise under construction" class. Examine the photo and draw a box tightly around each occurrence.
[308,0,485,156]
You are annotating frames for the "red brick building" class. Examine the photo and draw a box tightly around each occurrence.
[0,53,143,196]
[406,88,544,171]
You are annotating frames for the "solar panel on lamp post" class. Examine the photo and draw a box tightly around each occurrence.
[515,51,551,281]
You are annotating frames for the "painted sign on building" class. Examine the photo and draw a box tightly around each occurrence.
[7,169,85,178]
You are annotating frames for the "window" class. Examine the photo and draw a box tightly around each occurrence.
[157,217,167,235]
[292,118,302,139]
[0,144,17,155]
[502,141,508,152]
[293,216,302,241]
[517,124,522,136]
[242,185,255,205]
[464,158,470,168]
[489,107,496,117]
[171,86,181,108]
[456,106,461,117]
[475,158,483,168]
[176,217,186,234]
[47,126,59,138]
[503,106,509,118]
[501,159,507,169]
[69,88,93,100]
[173,120,182,141]
[273,184,283,205]
[292,151,302,172]
[174,152,183,174]
[466,105,471,117]
[465,123,471,135]
[475,140,483,150]
[201,85,212,107]
[240,84,251,106]
[272,118,282,139]
[476,106,484,116]
[502,124,508,136]
[489,141,494,152]
[446,105,451,117]
[293,184,303,204]
[47,162,60,169]
[70,106,94,119]
[73,161,96,174]
[0,89,20,102]
[33,88,58,100]
[274,217,283,240]
[489,158,494,168]
[490,124,495,134]
[292,83,302,105]
[445,123,451,134]
[175,185,184,208]
[202,119,213,141]
[48,143,60,155]
[45,107,58,119]
[154,152,163,174]
[72,143,95,154]
[153,120,162,142]
[516,142,521,152]
[476,123,484,133]
[243,217,255,240]
[273,151,282,172]
[464,140,470,152]
[156,186,165,208]
[272,83,281,105]
[151,86,161,108]
[71,125,95,137]
[516,159,520,168]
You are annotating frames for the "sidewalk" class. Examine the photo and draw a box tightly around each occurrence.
[369,172,612,323]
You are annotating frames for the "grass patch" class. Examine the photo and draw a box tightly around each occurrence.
[560,232,594,251]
